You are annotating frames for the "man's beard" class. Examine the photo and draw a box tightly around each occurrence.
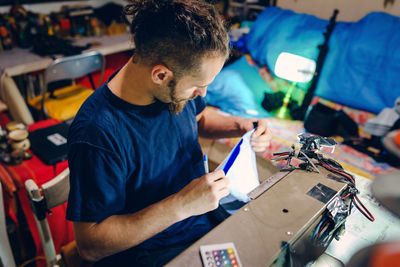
[167,80,196,114]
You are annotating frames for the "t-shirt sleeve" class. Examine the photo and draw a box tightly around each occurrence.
[194,96,207,115]
[66,142,130,222]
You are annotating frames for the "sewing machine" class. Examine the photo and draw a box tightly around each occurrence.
[166,138,350,267]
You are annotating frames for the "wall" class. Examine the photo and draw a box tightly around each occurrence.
[277,0,400,21]
[3,0,400,21]
[0,0,126,13]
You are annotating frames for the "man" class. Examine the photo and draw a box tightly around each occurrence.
[66,0,271,266]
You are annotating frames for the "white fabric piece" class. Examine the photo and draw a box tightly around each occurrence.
[365,97,400,136]
[217,129,259,204]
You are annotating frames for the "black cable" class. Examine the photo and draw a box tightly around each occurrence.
[353,194,375,221]
[316,154,374,222]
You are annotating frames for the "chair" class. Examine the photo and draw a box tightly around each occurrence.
[0,182,16,267]
[28,51,105,121]
[25,168,90,267]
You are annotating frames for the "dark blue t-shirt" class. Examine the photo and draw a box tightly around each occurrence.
[66,71,214,263]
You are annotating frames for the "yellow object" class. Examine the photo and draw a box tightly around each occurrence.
[274,82,297,120]
[28,85,93,121]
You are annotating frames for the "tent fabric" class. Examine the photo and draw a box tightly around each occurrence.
[245,7,400,114]
[205,56,272,118]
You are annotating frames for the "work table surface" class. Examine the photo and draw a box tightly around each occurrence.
[0,33,132,76]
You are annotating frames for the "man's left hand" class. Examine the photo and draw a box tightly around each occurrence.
[238,118,271,152]
[250,119,271,152]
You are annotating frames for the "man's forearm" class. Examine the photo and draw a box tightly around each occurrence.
[197,107,253,139]
[73,168,229,262]
[74,193,186,262]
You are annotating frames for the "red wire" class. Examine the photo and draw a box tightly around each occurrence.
[353,194,375,222]
[318,159,374,222]
[342,193,351,199]
[316,220,329,239]
[273,152,290,156]
[319,160,355,184]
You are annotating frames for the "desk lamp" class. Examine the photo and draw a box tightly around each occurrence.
[273,52,316,119]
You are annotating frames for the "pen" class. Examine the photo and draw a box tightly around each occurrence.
[203,154,209,173]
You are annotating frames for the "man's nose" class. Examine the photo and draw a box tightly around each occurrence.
[194,87,207,97]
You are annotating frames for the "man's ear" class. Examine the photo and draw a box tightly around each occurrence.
[151,65,173,85]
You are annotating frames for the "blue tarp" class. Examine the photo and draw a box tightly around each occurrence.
[245,7,400,113]
[205,56,272,118]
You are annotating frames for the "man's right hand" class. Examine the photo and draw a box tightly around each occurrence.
[72,169,229,261]
[175,169,230,219]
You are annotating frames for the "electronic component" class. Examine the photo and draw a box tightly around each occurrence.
[200,243,242,267]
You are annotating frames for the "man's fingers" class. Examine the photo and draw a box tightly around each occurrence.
[218,176,230,187]
[251,140,269,148]
[253,125,266,137]
[204,170,230,192]
[218,187,230,198]
[251,145,267,152]
[205,169,225,182]
[252,119,269,135]
[251,135,270,145]
[251,122,272,153]
[211,177,230,192]
[203,173,230,202]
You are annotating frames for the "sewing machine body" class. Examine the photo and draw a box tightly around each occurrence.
[166,139,349,267]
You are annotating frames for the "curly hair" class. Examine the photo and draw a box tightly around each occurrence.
[124,0,229,78]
